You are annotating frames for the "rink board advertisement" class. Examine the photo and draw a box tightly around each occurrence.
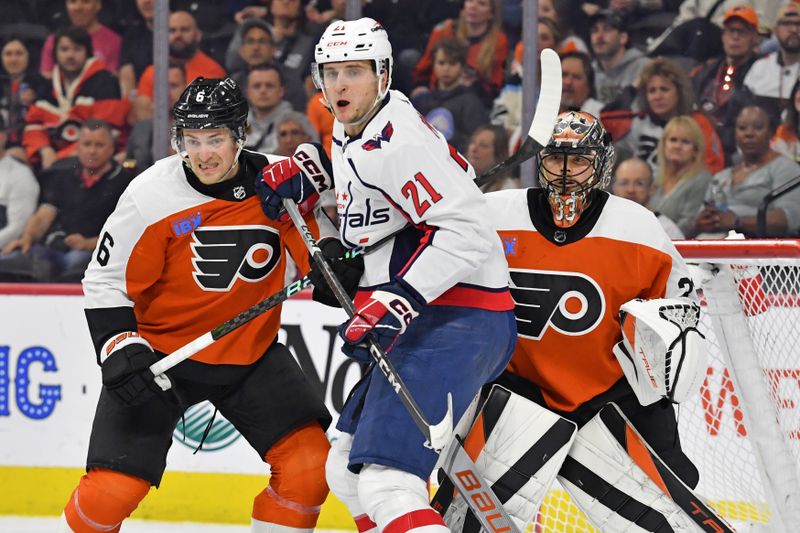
[0,286,359,526]
[2,287,800,528]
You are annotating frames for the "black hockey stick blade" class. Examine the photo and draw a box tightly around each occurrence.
[599,404,736,533]
[474,48,562,189]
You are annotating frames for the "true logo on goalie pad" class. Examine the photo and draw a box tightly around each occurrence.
[508,269,605,340]
[190,225,282,291]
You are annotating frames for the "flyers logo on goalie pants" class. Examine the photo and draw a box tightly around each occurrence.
[509,269,605,340]
[190,226,282,291]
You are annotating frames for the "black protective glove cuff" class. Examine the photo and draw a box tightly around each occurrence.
[310,238,364,307]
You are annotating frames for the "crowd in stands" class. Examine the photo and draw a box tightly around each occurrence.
[2,0,800,283]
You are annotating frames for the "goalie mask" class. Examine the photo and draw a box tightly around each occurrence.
[538,111,614,227]
[613,298,707,405]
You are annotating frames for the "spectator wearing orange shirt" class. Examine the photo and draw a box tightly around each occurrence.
[412,0,508,103]
[133,11,225,121]
[306,91,333,157]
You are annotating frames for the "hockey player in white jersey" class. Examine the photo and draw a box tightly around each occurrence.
[255,17,517,533]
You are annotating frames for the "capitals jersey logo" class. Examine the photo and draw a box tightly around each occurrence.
[362,121,394,151]
[509,269,605,340]
[191,226,282,291]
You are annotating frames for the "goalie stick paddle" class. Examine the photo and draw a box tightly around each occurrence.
[474,47,561,189]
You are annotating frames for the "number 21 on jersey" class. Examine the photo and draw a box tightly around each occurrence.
[401,172,443,217]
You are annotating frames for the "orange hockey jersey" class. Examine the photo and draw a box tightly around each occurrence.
[82,150,335,368]
[486,188,696,412]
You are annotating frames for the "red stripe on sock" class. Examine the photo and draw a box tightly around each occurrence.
[384,508,446,533]
[355,513,377,532]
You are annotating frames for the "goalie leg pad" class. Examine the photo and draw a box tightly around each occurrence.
[558,404,733,533]
[435,385,577,531]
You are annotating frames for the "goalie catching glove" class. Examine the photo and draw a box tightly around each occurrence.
[338,282,423,363]
[612,298,707,406]
[255,142,333,220]
[100,332,172,405]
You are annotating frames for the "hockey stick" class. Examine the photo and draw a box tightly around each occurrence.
[282,198,453,451]
[148,248,363,376]
[282,197,521,533]
[474,47,561,189]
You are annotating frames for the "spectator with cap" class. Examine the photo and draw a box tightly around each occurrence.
[227,17,307,112]
[134,11,226,121]
[0,114,39,249]
[244,64,293,154]
[39,0,122,77]
[589,9,650,105]
[744,3,800,111]
[611,157,685,239]
[412,37,488,153]
[23,26,129,171]
[0,119,134,282]
[692,4,760,162]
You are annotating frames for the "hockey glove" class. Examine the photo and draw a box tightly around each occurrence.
[255,142,333,221]
[310,238,364,307]
[338,283,423,363]
[100,333,172,406]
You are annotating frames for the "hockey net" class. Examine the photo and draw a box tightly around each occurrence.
[528,239,800,532]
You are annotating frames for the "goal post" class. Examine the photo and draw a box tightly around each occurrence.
[676,239,800,532]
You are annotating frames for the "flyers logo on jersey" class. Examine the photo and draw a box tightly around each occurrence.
[362,121,393,151]
[509,269,605,340]
[191,226,281,291]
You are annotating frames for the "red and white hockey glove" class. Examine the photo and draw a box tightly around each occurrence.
[338,283,423,363]
[255,142,333,220]
[100,332,172,406]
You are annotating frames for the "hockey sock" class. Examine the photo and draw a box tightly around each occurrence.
[62,468,150,533]
[252,422,330,531]
[358,465,449,533]
[354,513,378,532]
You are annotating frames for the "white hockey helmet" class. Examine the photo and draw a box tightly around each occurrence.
[311,18,393,123]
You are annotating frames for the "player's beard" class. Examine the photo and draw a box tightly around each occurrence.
[170,41,198,60]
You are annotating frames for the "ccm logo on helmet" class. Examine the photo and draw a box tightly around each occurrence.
[327,41,348,47]
[509,269,605,340]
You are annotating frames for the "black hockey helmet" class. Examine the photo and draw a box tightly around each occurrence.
[172,77,249,141]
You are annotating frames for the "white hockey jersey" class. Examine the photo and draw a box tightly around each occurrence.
[331,90,512,310]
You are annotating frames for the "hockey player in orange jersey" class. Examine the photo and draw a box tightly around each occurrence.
[485,111,703,490]
[58,77,349,533]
